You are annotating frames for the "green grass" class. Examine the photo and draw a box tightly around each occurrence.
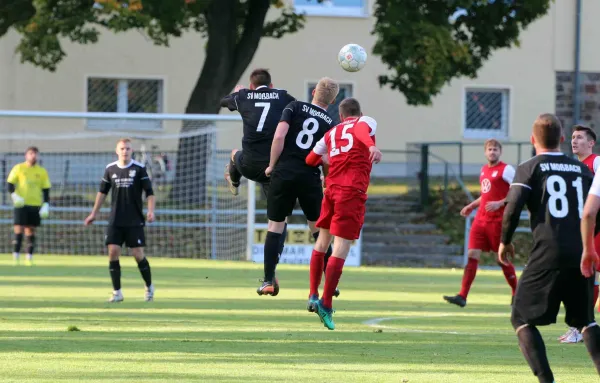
[0,255,593,383]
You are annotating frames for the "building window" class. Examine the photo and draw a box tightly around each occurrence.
[86,78,164,130]
[306,83,353,126]
[463,88,510,139]
[294,0,367,17]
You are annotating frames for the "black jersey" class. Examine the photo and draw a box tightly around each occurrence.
[502,153,594,269]
[100,160,154,227]
[274,101,335,177]
[221,86,295,163]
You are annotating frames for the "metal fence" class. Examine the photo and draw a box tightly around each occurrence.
[0,111,252,259]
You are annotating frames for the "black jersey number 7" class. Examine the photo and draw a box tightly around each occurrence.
[255,102,270,132]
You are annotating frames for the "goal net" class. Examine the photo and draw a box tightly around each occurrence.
[0,111,249,260]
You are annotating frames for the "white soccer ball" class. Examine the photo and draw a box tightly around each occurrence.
[338,43,368,72]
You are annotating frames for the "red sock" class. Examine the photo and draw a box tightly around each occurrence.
[594,285,599,310]
[458,258,478,299]
[500,262,518,296]
[309,250,325,297]
[322,256,345,309]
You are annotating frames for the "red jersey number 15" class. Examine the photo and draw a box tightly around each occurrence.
[330,125,354,157]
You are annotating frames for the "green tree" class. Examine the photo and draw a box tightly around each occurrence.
[372,0,552,106]
[0,0,552,203]
[0,0,305,204]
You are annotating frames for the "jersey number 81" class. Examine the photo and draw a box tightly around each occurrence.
[547,175,583,219]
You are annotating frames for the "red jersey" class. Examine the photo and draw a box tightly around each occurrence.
[475,161,515,222]
[311,116,377,193]
[581,154,600,174]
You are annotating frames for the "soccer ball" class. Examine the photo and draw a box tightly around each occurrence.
[338,44,367,72]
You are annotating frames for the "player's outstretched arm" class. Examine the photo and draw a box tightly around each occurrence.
[6,166,24,207]
[7,182,24,208]
[84,192,107,226]
[140,166,155,222]
[499,183,530,265]
[306,136,328,167]
[40,168,52,218]
[85,172,111,226]
[220,88,242,111]
[460,197,481,217]
[266,121,290,176]
[582,182,600,277]
[146,195,156,223]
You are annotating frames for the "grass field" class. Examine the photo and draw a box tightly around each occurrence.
[0,255,595,383]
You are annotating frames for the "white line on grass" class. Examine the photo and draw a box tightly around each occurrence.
[362,316,511,336]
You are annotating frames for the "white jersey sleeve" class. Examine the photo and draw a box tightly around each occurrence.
[502,165,516,184]
[312,136,327,156]
[590,172,600,197]
[593,156,600,174]
[358,116,377,136]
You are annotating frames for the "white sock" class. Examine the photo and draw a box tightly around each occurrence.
[13,252,19,260]
[26,254,33,261]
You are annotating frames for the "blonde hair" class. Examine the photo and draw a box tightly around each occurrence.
[484,139,502,150]
[117,138,132,146]
[314,77,339,105]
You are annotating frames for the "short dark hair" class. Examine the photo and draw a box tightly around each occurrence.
[249,68,271,88]
[573,124,597,142]
[26,146,39,154]
[339,98,361,119]
[533,113,563,149]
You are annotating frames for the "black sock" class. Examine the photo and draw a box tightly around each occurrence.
[583,324,600,375]
[13,233,23,253]
[516,325,554,383]
[109,260,121,291]
[137,257,152,288]
[312,231,333,272]
[264,231,282,282]
[229,159,241,185]
[277,223,287,260]
[25,235,35,255]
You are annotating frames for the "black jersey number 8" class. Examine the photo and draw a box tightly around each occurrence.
[296,118,319,149]
[547,175,583,219]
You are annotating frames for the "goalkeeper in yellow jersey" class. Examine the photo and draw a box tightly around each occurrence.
[7,147,51,266]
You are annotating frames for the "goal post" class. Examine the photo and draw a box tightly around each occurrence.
[0,110,249,259]
[0,110,362,266]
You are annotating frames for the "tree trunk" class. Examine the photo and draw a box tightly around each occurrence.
[170,0,271,206]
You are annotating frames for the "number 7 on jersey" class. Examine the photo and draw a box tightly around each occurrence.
[255,102,271,132]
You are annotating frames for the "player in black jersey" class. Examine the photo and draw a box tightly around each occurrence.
[84,139,156,303]
[221,68,296,197]
[221,69,295,293]
[256,77,339,296]
[500,114,600,382]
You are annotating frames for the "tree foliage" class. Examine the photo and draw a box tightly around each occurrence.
[1,0,552,107]
[1,0,303,74]
[372,0,552,105]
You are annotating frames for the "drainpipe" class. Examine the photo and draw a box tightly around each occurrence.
[573,0,582,125]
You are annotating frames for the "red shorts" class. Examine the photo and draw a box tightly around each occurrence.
[316,186,367,240]
[468,220,502,253]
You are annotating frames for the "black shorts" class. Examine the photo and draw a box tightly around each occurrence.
[267,171,323,222]
[233,151,270,185]
[14,206,41,227]
[105,226,146,248]
[511,267,595,330]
